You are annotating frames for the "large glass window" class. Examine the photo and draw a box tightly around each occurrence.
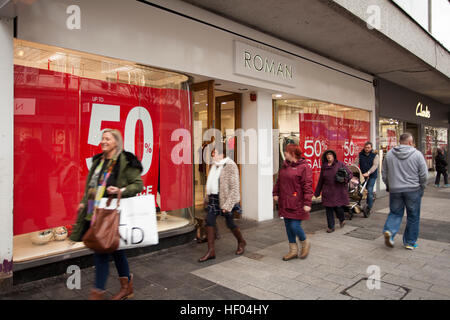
[378,118,404,192]
[13,39,193,263]
[379,118,404,154]
[423,126,448,170]
[274,99,371,202]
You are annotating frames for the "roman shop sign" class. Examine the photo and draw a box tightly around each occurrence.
[416,102,431,119]
[234,41,295,87]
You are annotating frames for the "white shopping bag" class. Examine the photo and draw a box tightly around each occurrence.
[98,194,159,249]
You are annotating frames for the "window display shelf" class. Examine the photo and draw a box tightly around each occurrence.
[13,215,191,263]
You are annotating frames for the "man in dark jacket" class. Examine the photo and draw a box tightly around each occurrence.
[354,142,379,215]
[434,148,449,188]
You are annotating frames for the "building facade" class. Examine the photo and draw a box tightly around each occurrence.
[376,78,450,192]
[1,0,378,286]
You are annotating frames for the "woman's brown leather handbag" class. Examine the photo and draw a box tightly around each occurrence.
[82,191,121,253]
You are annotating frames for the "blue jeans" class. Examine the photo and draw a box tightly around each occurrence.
[366,177,377,209]
[284,218,307,243]
[383,190,423,246]
[94,250,130,290]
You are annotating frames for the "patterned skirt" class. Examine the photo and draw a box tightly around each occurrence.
[207,194,222,216]
[207,194,242,216]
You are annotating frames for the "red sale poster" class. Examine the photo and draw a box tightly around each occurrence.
[299,112,370,190]
[13,65,192,235]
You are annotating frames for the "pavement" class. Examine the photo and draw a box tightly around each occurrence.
[1,182,449,300]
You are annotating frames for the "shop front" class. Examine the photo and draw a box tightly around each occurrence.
[11,39,194,267]
[377,79,450,192]
[274,99,372,204]
[0,0,375,285]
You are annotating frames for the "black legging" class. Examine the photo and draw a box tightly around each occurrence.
[206,211,237,230]
[325,206,345,229]
[435,171,448,185]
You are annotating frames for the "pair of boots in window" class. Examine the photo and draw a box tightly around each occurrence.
[198,226,246,262]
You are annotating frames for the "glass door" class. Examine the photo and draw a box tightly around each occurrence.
[215,92,242,218]
[215,92,241,164]
[192,81,214,218]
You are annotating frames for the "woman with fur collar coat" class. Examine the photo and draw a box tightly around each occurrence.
[198,142,246,262]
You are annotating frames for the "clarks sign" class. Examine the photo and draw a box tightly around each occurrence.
[416,102,431,118]
[234,41,295,87]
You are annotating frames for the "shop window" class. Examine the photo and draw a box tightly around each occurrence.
[13,39,193,263]
[423,126,448,170]
[274,99,371,202]
[379,118,404,154]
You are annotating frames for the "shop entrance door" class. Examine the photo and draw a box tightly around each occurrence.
[406,122,420,148]
[215,92,242,164]
[192,84,242,219]
[192,81,214,217]
[215,92,242,218]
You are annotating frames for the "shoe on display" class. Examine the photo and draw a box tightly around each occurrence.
[384,230,394,248]
[405,243,418,250]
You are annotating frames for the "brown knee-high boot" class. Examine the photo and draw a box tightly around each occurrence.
[198,226,216,262]
[231,227,246,255]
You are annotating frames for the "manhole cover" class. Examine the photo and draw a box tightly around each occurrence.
[345,227,381,240]
[341,278,410,300]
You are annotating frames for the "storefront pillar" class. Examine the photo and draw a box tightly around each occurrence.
[240,91,274,222]
[0,17,14,291]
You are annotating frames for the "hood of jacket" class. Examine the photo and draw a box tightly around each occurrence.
[359,150,378,156]
[391,145,417,160]
[321,149,338,165]
[282,158,308,169]
[92,150,143,172]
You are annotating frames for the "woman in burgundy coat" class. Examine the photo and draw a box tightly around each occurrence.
[314,150,352,233]
[273,144,313,261]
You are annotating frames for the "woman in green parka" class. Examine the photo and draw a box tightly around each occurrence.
[69,129,143,300]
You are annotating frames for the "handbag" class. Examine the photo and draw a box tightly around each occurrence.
[82,191,122,254]
[335,165,350,183]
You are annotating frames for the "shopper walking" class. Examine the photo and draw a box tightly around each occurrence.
[314,150,352,233]
[199,142,246,262]
[354,142,379,215]
[382,133,428,250]
[273,144,313,261]
[434,148,449,188]
[69,129,143,300]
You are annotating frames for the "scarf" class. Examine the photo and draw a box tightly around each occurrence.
[206,157,230,195]
[85,154,118,221]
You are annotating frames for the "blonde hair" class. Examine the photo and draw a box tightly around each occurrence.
[102,129,123,156]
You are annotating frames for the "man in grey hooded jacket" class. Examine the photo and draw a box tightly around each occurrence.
[382,133,428,250]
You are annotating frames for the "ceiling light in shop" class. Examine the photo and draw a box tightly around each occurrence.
[238,88,248,91]
[275,94,282,98]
